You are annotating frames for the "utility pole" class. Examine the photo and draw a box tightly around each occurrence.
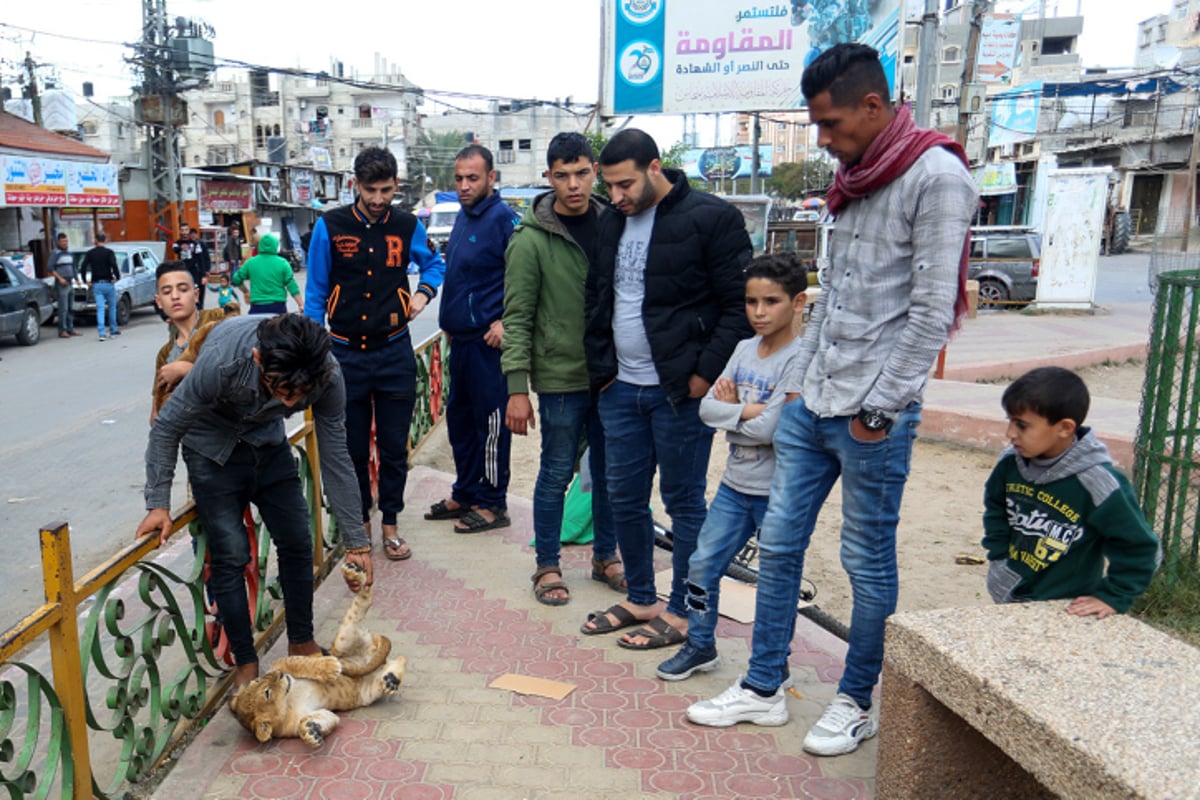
[956,0,990,148]
[1182,92,1200,252]
[23,52,42,127]
[750,113,761,194]
[913,0,940,128]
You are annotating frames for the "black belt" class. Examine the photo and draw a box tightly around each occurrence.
[94,280,113,283]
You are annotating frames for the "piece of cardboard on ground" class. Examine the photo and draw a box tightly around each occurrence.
[488,673,576,700]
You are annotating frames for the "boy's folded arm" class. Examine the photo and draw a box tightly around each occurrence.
[1088,487,1162,612]
[699,394,744,431]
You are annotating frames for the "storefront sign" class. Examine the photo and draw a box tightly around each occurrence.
[199,179,255,212]
[290,169,314,205]
[1,156,118,207]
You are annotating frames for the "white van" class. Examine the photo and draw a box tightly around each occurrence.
[426,201,461,254]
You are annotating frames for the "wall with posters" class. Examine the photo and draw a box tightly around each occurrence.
[602,0,900,115]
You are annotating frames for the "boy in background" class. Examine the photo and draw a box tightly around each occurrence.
[983,366,1159,618]
[661,254,806,681]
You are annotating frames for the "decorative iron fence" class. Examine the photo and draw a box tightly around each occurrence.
[1135,270,1200,581]
[0,330,449,798]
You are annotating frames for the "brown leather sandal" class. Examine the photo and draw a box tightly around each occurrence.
[591,556,627,592]
[531,566,570,606]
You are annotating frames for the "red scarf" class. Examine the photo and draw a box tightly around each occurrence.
[826,106,972,332]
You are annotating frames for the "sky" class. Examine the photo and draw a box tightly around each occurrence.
[0,0,1170,149]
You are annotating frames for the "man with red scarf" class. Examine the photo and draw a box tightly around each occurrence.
[688,44,977,755]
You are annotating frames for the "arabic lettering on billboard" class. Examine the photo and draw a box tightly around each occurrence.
[978,13,1021,86]
[1,156,118,207]
[989,81,1042,148]
[603,0,901,114]
[681,146,773,180]
[199,180,255,212]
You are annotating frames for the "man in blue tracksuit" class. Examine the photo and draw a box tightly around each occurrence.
[427,144,520,533]
[305,146,445,561]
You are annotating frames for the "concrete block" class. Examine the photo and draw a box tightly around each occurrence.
[878,603,1200,800]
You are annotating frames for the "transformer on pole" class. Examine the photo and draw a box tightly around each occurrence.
[133,0,214,241]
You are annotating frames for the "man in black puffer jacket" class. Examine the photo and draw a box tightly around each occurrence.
[581,128,752,651]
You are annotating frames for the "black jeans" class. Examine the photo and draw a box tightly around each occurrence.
[183,440,314,666]
[333,337,417,525]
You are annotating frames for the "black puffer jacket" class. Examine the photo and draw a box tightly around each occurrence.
[585,168,752,404]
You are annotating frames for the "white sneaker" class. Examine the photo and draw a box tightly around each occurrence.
[686,677,789,728]
[802,693,879,756]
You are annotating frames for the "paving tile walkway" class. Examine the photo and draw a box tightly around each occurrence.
[157,467,873,800]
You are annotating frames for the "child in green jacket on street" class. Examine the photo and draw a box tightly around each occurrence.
[982,366,1159,618]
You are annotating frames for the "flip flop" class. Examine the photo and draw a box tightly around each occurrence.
[616,616,687,650]
[383,536,412,561]
[425,499,468,520]
[453,508,511,534]
[579,604,642,635]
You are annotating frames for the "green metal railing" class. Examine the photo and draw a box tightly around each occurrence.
[1135,270,1200,581]
[0,330,449,799]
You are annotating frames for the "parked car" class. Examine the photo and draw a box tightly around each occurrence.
[968,227,1041,308]
[0,256,54,345]
[68,243,161,326]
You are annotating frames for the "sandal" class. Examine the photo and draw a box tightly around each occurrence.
[616,616,687,650]
[425,498,468,520]
[591,556,627,592]
[383,536,412,561]
[579,603,643,635]
[453,508,511,534]
[531,566,570,606]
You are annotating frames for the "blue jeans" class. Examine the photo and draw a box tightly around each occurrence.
[93,281,117,336]
[183,440,315,666]
[598,381,713,613]
[56,281,75,333]
[333,338,417,525]
[685,483,768,651]
[745,398,921,707]
[533,391,615,568]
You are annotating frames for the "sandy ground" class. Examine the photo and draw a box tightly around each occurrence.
[412,361,1147,625]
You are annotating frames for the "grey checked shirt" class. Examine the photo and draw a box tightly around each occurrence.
[786,147,977,416]
[144,314,367,549]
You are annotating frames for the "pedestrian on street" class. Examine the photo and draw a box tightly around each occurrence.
[686,44,978,756]
[426,145,520,534]
[501,132,623,606]
[51,232,80,338]
[82,230,121,341]
[189,227,212,309]
[223,226,244,273]
[135,313,372,689]
[304,146,446,562]
[232,233,303,315]
[581,128,752,649]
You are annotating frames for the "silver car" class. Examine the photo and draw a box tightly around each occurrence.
[69,244,161,326]
[968,228,1042,309]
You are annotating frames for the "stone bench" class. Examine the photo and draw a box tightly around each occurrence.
[876,602,1200,800]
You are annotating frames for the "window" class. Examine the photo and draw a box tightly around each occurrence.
[970,239,985,258]
[81,121,98,135]
[943,46,961,63]
[214,109,225,127]
[941,85,957,101]
[358,104,371,119]
[255,125,265,148]
[518,139,532,150]
[987,238,1032,259]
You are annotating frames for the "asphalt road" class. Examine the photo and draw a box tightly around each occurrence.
[0,251,1149,623]
[0,278,442,621]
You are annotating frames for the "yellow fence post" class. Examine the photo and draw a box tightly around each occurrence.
[39,521,93,799]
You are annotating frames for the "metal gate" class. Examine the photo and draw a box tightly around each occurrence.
[1135,269,1200,580]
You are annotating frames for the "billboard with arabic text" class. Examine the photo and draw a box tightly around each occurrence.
[602,0,900,115]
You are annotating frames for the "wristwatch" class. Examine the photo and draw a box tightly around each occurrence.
[856,407,894,433]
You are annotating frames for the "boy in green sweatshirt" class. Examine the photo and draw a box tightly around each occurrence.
[982,366,1159,618]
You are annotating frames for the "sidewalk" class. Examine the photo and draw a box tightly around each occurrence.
[157,467,871,800]
[152,302,1153,799]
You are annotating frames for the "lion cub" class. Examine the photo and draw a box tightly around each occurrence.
[230,563,406,748]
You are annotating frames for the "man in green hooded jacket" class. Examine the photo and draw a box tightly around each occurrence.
[232,233,302,314]
[502,132,623,607]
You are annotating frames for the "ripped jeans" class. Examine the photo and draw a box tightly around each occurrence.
[684,482,769,652]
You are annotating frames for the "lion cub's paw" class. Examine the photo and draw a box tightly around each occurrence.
[382,657,407,694]
[301,719,324,748]
[341,561,368,591]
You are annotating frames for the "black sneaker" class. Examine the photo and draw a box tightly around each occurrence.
[111,329,122,336]
[656,643,720,681]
